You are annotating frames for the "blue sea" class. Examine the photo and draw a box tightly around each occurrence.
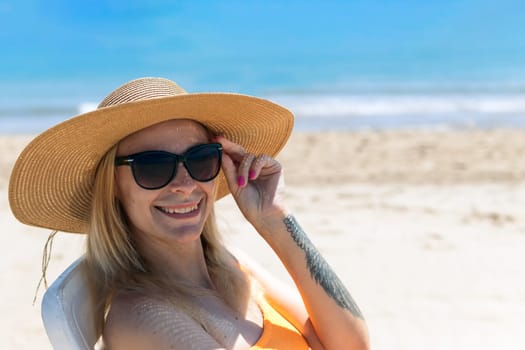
[2,0,525,134]
[2,79,525,134]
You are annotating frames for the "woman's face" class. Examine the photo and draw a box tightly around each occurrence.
[115,119,217,247]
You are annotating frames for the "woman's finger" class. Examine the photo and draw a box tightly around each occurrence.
[220,152,239,191]
[214,135,246,163]
[250,154,282,180]
[237,153,255,187]
[248,154,269,180]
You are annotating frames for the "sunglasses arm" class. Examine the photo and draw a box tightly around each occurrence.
[114,157,134,166]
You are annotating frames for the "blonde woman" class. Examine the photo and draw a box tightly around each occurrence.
[9,77,369,350]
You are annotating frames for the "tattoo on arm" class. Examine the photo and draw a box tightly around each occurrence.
[284,215,364,319]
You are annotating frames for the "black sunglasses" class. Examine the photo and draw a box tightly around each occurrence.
[115,143,223,189]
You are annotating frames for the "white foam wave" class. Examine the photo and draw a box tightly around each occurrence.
[78,102,98,114]
[269,94,525,117]
[75,95,525,119]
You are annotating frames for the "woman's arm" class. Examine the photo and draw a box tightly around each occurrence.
[255,213,369,350]
[218,136,370,350]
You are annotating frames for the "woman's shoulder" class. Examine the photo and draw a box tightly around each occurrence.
[103,290,222,349]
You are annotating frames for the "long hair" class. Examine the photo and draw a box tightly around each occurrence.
[85,144,253,337]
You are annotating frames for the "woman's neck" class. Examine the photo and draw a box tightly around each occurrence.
[135,235,215,289]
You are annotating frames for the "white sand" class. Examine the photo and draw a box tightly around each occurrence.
[2,130,525,349]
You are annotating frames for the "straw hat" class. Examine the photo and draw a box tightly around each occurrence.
[8,77,294,234]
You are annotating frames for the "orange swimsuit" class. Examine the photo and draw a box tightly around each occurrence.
[250,298,310,350]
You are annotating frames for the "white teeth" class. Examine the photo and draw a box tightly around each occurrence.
[159,204,198,214]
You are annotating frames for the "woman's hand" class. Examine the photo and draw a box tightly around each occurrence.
[217,137,369,350]
[215,136,288,227]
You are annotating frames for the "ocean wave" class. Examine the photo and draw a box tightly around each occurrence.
[268,94,525,117]
[0,102,98,118]
[2,94,525,119]
[78,102,98,114]
[2,94,525,133]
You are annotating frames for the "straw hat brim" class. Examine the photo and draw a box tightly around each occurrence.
[8,93,294,233]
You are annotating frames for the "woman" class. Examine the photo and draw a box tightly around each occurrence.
[9,77,369,349]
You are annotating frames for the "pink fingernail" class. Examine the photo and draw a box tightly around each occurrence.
[249,170,256,180]
[237,176,246,187]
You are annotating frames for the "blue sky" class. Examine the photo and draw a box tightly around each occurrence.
[1,0,525,93]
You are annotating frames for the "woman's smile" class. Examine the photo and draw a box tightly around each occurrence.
[155,200,201,217]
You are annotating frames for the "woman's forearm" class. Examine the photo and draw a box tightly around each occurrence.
[255,213,369,350]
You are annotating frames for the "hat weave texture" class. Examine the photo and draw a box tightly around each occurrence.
[9,77,294,233]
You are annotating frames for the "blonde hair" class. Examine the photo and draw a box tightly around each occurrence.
[85,144,253,336]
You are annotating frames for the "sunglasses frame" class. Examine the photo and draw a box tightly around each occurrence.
[115,143,223,189]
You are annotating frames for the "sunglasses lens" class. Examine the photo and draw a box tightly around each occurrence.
[185,145,221,182]
[123,144,222,189]
[132,153,176,189]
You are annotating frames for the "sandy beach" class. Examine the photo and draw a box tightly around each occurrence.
[2,129,525,349]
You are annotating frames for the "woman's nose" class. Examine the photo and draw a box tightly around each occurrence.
[166,163,197,194]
